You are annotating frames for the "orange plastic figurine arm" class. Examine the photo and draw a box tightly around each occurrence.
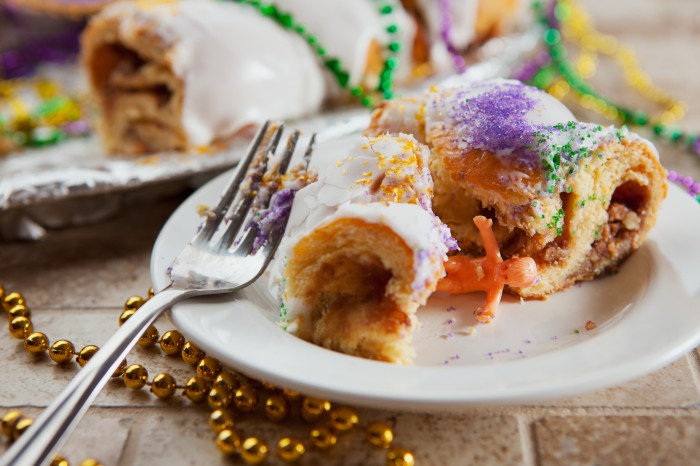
[437,216,538,323]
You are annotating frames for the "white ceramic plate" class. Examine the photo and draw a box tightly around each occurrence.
[151,138,700,409]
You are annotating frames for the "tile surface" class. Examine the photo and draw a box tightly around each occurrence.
[2,0,700,465]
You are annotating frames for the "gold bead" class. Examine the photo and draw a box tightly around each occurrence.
[277,437,305,463]
[213,371,239,391]
[0,284,5,301]
[207,385,232,410]
[49,339,75,364]
[151,373,177,399]
[7,304,30,321]
[329,406,359,432]
[9,316,33,339]
[1,411,23,439]
[365,421,394,448]
[234,385,258,412]
[77,345,99,367]
[181,341,205,365]
[137,325,159,348]
[12,417,33,440]
[112,359,128,378]
[159,330,185,356]
[184,376,209,403]
[123,296,144,312]
[264,394,289,422]
[147,287,155,299]
[309,426,337,449]
[123,364,148,390]
[118,309,135,326]
[50,455,69,466]
[196,356,222,381]
[301,397,331,422]
[260,381,278,392]
[24,332,49,354]
[240,437,269,465]
[387,447,415,466]
[282,388,302,402]
[79,460,103,466]
[216,429,241,455]
[209,409,235,433]
[3,291,25,311]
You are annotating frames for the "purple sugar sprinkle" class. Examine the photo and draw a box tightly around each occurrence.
[445,318,455,325]
[447,80,614,195]
[450,82,542,161]
[250,188,295,253]
[523,339,532,344]
[446,306,456,312]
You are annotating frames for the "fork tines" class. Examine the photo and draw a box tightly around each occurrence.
[194,121,306,254]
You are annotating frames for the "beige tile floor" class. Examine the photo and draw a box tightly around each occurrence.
[2,0,700,464]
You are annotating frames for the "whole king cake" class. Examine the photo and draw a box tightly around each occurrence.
[271,78,667,364]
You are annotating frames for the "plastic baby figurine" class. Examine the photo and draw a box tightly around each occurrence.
[437,215,538,323]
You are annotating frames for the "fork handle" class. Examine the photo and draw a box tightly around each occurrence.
[0,287,196,466]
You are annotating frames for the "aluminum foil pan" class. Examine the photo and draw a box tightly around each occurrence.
[0,25,540,240]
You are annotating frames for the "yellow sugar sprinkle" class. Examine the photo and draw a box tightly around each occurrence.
[342,169,347,175]
[336,160,343,167]
[362,171,373,177]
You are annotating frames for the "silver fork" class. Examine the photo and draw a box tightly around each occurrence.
[0,121,314,466]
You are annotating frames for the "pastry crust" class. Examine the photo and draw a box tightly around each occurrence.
[286,218,418,364]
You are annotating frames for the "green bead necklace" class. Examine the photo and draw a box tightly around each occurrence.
[528,0,700,158]
[227,0,402,107]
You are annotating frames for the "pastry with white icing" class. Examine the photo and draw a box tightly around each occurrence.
[411,0,521,72]
[367,78,667,297]
[271,133,455,364]
[82,0,327,154]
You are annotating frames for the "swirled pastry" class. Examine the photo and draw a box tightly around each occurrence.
[367,78,667,298]
[271,133,455,364]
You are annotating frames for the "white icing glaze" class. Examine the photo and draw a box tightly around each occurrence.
[414,0,479,71]
[423,78,577,143]
[273,0,417,85]
[102,0,326,146]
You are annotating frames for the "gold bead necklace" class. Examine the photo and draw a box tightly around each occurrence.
[558,0,686,125]
[0,284,416,466]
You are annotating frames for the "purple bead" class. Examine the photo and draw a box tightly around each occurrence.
[667,169,678,181]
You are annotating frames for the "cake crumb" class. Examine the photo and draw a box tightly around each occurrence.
[585,320,597,331]
[196,204,214,218]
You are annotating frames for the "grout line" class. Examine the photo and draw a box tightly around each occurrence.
[518,414,538,466]
[685,351,700,396]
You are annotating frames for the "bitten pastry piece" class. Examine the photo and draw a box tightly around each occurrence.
[367,78,667,298]
[82,0,326,154]
[271,134,455,364]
